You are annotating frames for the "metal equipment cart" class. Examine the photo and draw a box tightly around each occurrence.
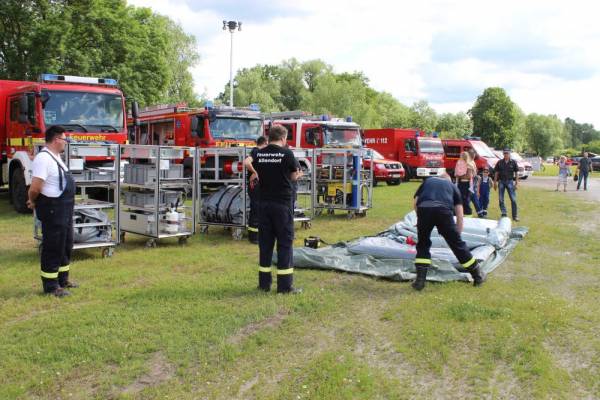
[197,147,248,240]
[119,145,197,247]
[312,148,374,219]
[34,142,120,258]
[292,148,314,229]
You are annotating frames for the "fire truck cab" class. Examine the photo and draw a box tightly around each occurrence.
[363,128,445,181]
[130,102,264,177]
[1,74,127,213]
[265,111,363,150]
[442,137,499,176]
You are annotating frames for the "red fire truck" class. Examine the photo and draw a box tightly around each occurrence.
[441,137,499,176]
[362,128,445,180]
[265,111,363,149]
[1,74,128,213]
[129,102,263,176]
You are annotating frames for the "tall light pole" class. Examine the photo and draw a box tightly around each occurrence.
[223,20,242,107]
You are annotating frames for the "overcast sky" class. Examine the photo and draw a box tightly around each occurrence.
[129,0,600,127]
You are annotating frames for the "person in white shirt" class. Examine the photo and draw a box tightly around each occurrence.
[27,126,78,297]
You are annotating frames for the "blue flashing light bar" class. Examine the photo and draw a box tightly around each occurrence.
[432,131,439,138]
[249,103,260,112]
[205,100,214,110]
[415,131,420,137]
[321,114,329,121]
[346,116,352,122]
[40,73,118,86]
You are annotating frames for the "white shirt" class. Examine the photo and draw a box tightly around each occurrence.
[31,147,69,198]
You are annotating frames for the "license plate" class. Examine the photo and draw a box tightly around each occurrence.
[391,174,400,178]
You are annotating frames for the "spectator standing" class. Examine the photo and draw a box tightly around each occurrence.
[576,152,593,191]
[494,149,519,222]
[556,155,570,192]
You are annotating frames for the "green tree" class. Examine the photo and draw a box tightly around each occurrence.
[564,117,600,148]
[524,114,564,157]
[408,100,438,132]
[468,87,517,148]
[435,112,472,138]
[0,0,199,107]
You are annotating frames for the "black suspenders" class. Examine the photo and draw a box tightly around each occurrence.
[42,150,68,191]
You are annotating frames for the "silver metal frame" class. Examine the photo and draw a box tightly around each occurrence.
[312,148,374,219]
[33,142,121,258]
[119,144,197,247]
[292,148,314,229]
[196,146,248,240]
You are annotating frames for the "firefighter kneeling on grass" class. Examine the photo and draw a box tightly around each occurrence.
[27,126,78,297]
[252,125,302,294]
[412,174,486,291]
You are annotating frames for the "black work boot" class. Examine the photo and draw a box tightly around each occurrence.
[258,270,272,292]
[277,274,301,294]
[468,262,486,286]
[411,265,428,291]
[248,230,259,244]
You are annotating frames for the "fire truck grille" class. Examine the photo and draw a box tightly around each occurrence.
[426,160,441,167]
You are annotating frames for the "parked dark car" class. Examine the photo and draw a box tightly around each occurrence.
[591,156,600,170]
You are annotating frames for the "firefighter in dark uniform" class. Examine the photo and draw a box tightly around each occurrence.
[254,125,302,293]
[412,174,486,291]
[27,126,78,297]
[244,136,267,244]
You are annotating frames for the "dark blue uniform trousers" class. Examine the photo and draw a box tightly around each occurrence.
[258,200,294,292]
[415,207,476,270]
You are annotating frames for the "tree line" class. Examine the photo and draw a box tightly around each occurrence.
[1,2,597,156]
[219,60,599,157]
[0,0,198,107]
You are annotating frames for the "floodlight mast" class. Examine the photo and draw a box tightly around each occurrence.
[222,20,242,107]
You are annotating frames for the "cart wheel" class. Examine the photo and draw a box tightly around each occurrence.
[199,225,209,234]
[302,221,312,229]
[178,236,189,245]
[102,247,114,258]
[120,232,126,243]
[145,239,157,248]
[314,209,323,217]
[327,209,335,216]
[232,228,244,241]
[347,211,355,220]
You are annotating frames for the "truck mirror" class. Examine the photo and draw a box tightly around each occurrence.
[131,101,140,126]
[18,95,29,124]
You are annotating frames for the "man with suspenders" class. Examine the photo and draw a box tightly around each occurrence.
[27,126,78,297]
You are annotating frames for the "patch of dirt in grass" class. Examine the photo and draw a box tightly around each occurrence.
[234,375,259,399]
[227,309,288,345]
[119,352,176,396]
[544,338,597,398]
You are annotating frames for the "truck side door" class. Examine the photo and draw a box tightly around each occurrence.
[302,124,322,149]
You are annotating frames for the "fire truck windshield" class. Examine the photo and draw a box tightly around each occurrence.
[209,117,262,140]
[418,138,444,153]
[323,127,362,147]
[42,90,124,132]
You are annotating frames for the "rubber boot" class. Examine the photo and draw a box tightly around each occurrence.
[258,271,272,292]
[468,262,486,286]
[411,265,428,291]
[248,230,259,244]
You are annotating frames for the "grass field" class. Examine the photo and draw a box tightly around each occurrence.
[1,181,599,399]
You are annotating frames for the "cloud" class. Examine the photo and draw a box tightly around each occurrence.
[127,0,600,127]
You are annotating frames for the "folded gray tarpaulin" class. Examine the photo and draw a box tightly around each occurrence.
[291,212,528,283]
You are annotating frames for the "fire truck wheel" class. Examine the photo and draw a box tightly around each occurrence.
[11,167,31,214]
[178,236,189,245]
[387,179,401,186]
[199,225,209,234]
[372,179,379,187]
